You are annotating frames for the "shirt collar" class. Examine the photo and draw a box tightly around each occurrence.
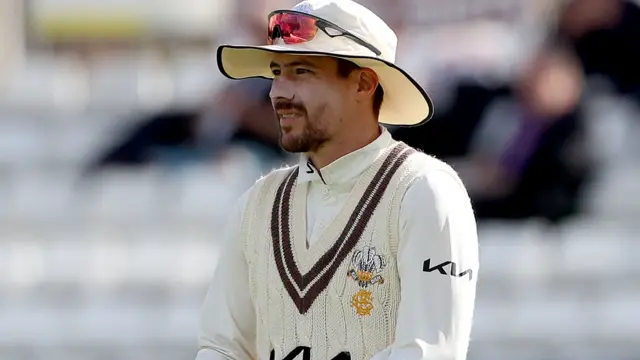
[297,126,393,185]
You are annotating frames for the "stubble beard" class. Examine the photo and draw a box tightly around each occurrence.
[279,114,329,153]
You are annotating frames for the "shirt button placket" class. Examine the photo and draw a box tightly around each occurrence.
[321,186,330,200]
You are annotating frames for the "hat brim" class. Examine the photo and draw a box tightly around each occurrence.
[217,44,433,127]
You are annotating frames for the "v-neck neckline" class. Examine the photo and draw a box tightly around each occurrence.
[270,142,415,314]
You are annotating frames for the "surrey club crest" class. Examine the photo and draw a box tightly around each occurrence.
[347,246,386,316]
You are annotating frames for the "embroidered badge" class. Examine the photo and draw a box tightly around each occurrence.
[347,246,386,316]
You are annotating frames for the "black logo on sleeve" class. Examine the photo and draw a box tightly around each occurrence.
[423,259,473,281]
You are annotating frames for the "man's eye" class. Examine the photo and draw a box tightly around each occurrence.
[271,69,281,76]
[296,68,312,74]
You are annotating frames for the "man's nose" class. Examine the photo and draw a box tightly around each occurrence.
[270,76,295,101]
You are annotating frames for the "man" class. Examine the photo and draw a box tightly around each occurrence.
[393,46,590,224]
[197,1,479,359]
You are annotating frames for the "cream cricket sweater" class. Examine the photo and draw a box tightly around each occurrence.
[242,143,415,359]
[197,128,479,360]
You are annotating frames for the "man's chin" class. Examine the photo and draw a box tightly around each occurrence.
[280,143,309,153]
[280,136,310,153]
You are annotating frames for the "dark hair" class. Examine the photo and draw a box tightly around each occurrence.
[335,58,384,118]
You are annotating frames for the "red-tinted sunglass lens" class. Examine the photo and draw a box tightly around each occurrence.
[267,15,280,44]
[268,13,318,45]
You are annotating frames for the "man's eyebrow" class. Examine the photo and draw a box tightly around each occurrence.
[269,60,318,69]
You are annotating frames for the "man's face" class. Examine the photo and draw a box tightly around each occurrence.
[269,54,353,153]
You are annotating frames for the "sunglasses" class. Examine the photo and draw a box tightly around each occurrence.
[267,10,382,56]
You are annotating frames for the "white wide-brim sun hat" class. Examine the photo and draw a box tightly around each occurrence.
[217,0,433,127]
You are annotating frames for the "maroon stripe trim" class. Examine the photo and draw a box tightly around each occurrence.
[297,147,415,313]
[271,143,416,314]
[298,144,409,286]
[271,168,299,309]
[279,168,300,286]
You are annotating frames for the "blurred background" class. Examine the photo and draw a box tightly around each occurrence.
[1,0,640,359]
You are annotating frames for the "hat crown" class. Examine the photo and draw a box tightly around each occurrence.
[288,0,397,62]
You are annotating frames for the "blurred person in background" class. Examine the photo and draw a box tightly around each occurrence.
[552,0,640,102]
[197,0,478,359]
[83,78,287,174]
[394,46,592,224]
[83,1,291,176]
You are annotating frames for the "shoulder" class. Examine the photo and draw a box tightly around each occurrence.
[402,146,467,190]
[232,163,299,229]
[400,146,472,213]
[253,163,298,189]
[240,163,299,206]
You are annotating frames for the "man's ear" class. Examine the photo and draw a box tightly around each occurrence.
[356,68,379,97]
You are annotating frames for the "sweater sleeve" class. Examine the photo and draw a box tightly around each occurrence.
[370,169,479,360]
[196,190,257,360]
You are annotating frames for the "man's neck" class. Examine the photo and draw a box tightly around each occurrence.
[307,124,381,169]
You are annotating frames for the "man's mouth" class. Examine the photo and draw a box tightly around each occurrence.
[279,113,299,119]
[277,111,304,126]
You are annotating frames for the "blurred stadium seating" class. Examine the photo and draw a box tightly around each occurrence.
[2,0,640,359]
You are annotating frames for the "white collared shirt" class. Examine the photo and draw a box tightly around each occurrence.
[197,128,479,360]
